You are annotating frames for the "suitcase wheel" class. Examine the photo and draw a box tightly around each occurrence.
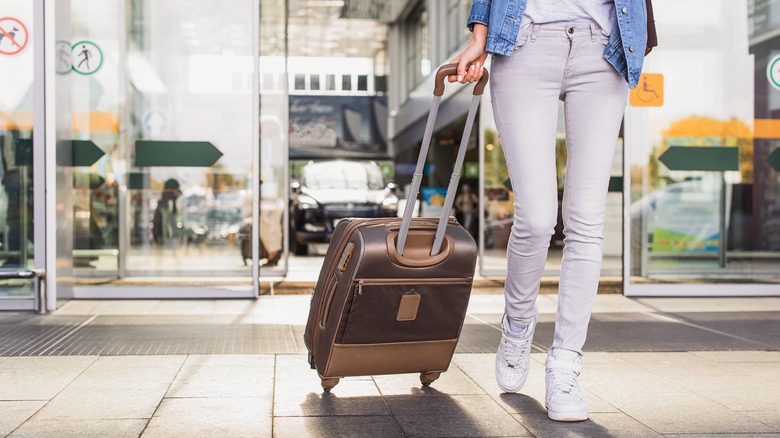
[420,372,441,387]
[321,377,340,393]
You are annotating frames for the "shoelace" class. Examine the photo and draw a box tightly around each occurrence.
[502,336,530,368]
[548,369,581,398]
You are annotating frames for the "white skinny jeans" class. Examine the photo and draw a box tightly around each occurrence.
[490,21,629,355]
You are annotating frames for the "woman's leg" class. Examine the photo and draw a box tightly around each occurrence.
[552,23,629,354]
[490,25,568,328]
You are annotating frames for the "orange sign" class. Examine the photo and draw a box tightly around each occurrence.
[630,73,663,107]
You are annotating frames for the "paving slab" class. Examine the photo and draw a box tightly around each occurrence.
[273,415,402,438]
[743,411,780,431]
[514,412,662,438]
[33,356,185,421]
[665,370,780,412]
[0,401,46,437]
[579,362,692,399]
[0,357,97,400]
[142,397,272,438]
[274,355,387,417]
[167,365,275,399]
[385,394,533,437]
[180,354,275,368]
[8,419,147,438]
[372,365,485,396]
[602,391,774,435]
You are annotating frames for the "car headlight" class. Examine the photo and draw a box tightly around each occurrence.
[298,195,319,210]
[381,194,399,212]
[228,224,241,235]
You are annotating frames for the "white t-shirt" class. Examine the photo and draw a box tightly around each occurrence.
[520,0,615,36]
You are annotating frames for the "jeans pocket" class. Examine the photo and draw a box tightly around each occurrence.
[513,26,532,51]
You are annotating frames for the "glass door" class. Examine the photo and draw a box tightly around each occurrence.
[123,0,258,282]
[0,0,37,305]
[70,0,121,278]
[624,0,780,295]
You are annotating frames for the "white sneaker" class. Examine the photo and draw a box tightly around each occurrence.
[495,314,535,393]
[545,348,588,421]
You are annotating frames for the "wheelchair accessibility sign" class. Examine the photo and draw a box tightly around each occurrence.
[630,74,663,107]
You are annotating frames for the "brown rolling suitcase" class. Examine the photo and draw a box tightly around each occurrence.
[303,64,489,392]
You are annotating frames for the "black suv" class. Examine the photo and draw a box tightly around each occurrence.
[290,160,398,255]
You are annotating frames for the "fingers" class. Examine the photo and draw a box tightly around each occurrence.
[457,57,470,83]
[448,51,487,83]
[462,61,484,84]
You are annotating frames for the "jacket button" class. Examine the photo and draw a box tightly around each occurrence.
[622,7,628,13]
[568,27,574,34]
[629,45,635,52]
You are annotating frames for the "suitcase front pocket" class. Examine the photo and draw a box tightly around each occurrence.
[340,278,472,344]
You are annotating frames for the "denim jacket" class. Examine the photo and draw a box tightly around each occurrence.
[468,0,648,88]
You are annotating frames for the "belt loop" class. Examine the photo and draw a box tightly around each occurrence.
[589,22,598,41]
[530,23,540,42]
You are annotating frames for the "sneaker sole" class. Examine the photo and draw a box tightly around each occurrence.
[546,407,588,422]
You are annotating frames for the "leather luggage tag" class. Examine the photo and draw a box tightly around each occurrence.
[397,290,421,321]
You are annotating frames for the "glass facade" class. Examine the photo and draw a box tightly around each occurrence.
[1,0,779,308]
[0,1,35,299]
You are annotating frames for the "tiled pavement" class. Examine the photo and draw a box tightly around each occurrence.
[1,294,780,437]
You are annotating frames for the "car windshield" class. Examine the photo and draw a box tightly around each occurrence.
[302,161,385,191]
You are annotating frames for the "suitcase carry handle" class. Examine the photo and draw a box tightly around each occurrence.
[397,63,489,258]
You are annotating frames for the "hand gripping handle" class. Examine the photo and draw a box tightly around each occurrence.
[433,63,489,97]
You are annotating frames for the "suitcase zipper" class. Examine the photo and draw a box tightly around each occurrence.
[352,277,471,299]
[355,277,472,286]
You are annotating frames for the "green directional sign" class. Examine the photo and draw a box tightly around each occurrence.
[13,139,33,166]
[659,146,739,171]
[71,140,105,167]
[134,140,222,167]
[768,148,780,172]
[13,139,104,167]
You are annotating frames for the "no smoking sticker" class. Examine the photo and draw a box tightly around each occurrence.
[0,17,29,56]
[71,40,103,75]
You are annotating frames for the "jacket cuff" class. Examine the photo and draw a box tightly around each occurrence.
[467,1,490,32]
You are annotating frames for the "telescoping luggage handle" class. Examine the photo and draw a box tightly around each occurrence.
[396,63,489,258]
